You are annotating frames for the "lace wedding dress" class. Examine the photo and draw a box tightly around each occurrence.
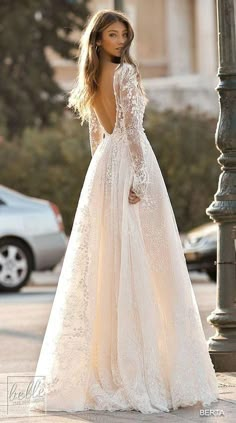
[30,62,219,414]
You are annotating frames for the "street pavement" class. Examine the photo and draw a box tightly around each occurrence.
[0,271,235,422]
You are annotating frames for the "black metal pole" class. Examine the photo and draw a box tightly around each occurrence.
[206,0,236,371]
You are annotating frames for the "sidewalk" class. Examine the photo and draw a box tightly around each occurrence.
[1,273,235,421]
[0,372,235,422]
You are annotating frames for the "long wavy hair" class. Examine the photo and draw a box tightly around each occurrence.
[67,9,147,124]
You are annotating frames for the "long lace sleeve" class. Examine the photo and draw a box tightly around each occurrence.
[120,64,149,199]
[88,107,103,157]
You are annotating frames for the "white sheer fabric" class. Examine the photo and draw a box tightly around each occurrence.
[30,63,219,414]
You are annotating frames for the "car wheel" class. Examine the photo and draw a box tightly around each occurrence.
[0,238,33,292]
[207,269,217,283]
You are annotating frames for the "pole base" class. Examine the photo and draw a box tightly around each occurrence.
[209,351,236,371]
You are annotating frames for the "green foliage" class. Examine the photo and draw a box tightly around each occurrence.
[0,116,90,233]
[0,0,90,139]
[0,108,220,234]
[144,107,220,232]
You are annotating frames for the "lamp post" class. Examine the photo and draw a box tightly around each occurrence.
[206,0,236,371]
[114,0,124,12]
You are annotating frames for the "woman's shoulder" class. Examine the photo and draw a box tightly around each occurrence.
[118,62,137,81]
[119,62,136,73]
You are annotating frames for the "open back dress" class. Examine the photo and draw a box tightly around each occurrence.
[30,62,219,414]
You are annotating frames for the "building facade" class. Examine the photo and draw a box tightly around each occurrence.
[47,0,219,116]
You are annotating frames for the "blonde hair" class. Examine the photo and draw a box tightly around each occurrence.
[67,9,146,124]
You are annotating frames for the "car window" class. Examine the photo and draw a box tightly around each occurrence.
[0,198,6,205]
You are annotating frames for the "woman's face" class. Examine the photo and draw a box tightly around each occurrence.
[97,21,128,60]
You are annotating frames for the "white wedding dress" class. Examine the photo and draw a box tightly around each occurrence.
[30,62,219,414]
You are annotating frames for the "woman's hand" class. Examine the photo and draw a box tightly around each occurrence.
[128,187,141,204]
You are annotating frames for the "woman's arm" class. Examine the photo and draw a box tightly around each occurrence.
[88,107,103,157]
[120,64,149,199]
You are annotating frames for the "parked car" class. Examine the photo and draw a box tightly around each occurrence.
[0,185,67,292]
[182,222,217,282]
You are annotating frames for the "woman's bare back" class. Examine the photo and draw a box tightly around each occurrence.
[92,65,118,135]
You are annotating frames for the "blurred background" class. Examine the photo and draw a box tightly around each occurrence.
[0,0,219,294]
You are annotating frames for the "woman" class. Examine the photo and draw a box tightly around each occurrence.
[31,9,219,415]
